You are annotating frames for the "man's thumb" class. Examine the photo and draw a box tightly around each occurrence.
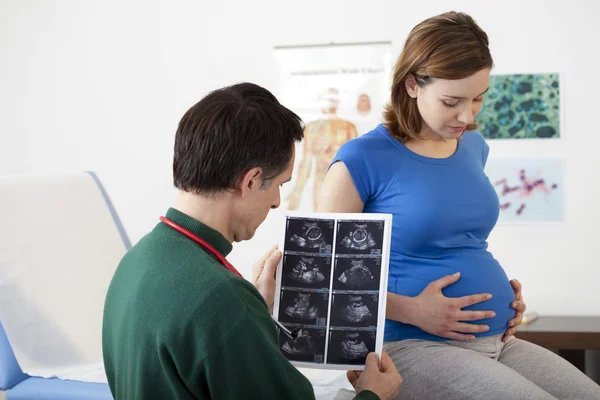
[264,250,282,274]
[269,249,282,262]
[365,352,379,368]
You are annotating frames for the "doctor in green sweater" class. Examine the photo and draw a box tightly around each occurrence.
[102,82,402,400]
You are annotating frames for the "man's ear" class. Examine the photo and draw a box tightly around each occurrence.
[405,74,419,99]
[237,167,262,198]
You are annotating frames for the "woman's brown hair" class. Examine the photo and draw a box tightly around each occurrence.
[383,11,494,143]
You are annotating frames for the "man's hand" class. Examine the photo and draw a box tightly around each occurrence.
[409,272,495,341]
[251,245,282,314]
[502,279,526,342]
[347,352,402,400]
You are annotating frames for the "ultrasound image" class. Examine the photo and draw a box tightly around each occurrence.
[278,290,329,325]
[327,329,376,365]
[340,332,369,360]
[279,327,326,363]
[330,293,378,327]
[281,254,332,289]
[336,221,385,254]
[333,257,381,291]
[285,218,334,254]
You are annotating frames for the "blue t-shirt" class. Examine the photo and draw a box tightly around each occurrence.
[330,124,515,342]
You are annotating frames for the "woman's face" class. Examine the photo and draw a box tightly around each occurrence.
[406,68,491,140]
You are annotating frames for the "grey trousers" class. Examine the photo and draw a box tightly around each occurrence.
[383,335,600,400]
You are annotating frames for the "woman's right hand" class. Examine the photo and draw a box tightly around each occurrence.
[388,272,496,341]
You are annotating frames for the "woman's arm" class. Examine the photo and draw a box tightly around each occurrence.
[317,161,364,213]
[318,161,494,341]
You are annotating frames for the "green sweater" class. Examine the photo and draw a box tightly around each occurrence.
[102,208,379,400]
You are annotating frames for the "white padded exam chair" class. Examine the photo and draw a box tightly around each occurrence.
[0,172,131,399]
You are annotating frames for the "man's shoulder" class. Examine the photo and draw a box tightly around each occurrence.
[113,237,259,322]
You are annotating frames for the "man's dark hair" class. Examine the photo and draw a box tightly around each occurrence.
[173,82,304,195]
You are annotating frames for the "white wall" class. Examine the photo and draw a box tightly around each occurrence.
[2,0,600,317]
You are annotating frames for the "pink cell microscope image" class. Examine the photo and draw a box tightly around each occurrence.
[494,168,559,216]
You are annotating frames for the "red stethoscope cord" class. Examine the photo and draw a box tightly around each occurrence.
[159,216,298,339]
[159,216,243,277]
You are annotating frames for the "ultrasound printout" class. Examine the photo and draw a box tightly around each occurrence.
[273,212,392,370]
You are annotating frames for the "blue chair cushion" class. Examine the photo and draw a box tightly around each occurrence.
[7,377,112,400]
[0,321,27,390]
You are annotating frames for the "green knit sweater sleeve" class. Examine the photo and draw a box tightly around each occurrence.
[355,390,380,399]
[197,302,316,399]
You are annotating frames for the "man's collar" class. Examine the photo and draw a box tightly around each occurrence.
[162,207,233,257]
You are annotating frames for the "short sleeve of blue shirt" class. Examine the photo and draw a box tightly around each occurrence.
[329,138,370,203]
[329,127,398,205]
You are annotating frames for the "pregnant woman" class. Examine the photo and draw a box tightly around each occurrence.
[318,11,600,400]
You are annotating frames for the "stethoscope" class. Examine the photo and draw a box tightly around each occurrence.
[160,216,300,340]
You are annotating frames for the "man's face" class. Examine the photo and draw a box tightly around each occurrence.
[233,148,295,241]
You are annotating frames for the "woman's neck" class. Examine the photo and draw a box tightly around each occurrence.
[401,124,458,158]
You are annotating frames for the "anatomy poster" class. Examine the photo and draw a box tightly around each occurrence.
[485,158,564,223]
[274,42,393,211]
[477,73,561,139]
[273,212,392,370]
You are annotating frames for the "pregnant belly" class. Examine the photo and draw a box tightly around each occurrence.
[388,252,516,335]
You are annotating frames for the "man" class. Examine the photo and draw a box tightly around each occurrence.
[286,87,359,211]
[102,82,402,399]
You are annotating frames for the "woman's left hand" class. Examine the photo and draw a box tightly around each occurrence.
[503,279,526,342]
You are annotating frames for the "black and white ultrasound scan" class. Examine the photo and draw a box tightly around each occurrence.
[277,289,329,326]
[278,326,327,364]
[333,257,381,291]
[281,254,332,290]
[274,212,391,369]
[326,329,376,366]
[329,293,379,328]
[284,217,334,254]
[336,220,385,255]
